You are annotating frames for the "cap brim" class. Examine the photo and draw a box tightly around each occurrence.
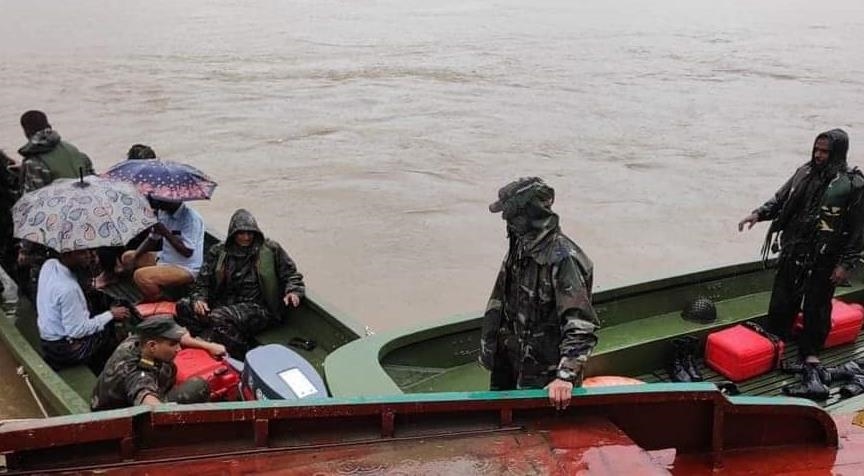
[163,326,187,341]
[489,201,503,213]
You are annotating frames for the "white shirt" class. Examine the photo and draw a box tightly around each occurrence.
[157,203,204,275]
[36,259,112,341]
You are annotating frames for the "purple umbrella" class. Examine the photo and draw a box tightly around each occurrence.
[102,158,217,202]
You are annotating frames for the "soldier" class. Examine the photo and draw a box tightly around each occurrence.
[90,317,222,410]
[739,129,864,400]
[479,177,599,410]
[17,110,94,193]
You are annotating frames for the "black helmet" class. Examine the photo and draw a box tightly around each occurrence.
[681,296,717,323]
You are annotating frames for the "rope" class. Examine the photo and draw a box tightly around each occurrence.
[16,366,48,418]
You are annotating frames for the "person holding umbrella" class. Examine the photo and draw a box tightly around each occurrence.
[103,158,215,302]
[12,176,158,371]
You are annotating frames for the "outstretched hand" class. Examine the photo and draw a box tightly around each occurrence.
[738,213,759,232]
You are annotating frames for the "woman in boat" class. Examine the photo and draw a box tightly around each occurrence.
[180,208,305,357]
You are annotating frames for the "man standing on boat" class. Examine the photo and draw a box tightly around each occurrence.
[479,177,599,410]
[739,129,864,399]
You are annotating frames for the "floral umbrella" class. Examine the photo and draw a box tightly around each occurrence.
[12,177,157,253]
[101,158,217,202]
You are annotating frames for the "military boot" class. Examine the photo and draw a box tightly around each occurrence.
[667,339,692,382]
[782,363,830,401]
[682,336,703,382]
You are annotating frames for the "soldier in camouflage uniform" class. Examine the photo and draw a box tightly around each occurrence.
[17,110,94,193]
[479,177,599,409]
[179,209,305,357]
[91,317,211,411]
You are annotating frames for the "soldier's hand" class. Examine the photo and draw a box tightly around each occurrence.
[193,300,210,316]
[207,343,227,359]
[831,265,851,285]
[110,305,130,321]
[545,379,574,410]
[283,292,301,308]
[738,213,759,232]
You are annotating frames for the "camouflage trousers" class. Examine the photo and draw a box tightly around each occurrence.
[177,300,275,358]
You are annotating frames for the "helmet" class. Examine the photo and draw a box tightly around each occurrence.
[681,296,717,323]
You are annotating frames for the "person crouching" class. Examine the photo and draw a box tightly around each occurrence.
[90,317,223,410]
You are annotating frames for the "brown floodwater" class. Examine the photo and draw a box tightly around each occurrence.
[1,0,863,418]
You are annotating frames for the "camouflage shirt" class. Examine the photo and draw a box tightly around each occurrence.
[90,336,176,411]
[479,229,599,389]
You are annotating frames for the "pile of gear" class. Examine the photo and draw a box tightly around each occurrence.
[782,359,864,401]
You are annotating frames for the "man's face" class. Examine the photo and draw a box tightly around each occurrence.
[234,231,255,247]
[146,338,181,362]
[814,138,831,165]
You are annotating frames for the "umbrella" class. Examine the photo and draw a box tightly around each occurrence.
[101,158,217,202]
[12,177,157,253]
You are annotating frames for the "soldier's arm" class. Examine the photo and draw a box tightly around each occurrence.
[124,366,162,407]
[554,258,599,377]
[839,181,864,271]
[479,262,506,370]
[190,245,219,303]
[21,158,51,193]
[753,171,798,221]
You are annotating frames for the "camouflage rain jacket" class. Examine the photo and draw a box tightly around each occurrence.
[191,209,305,318]
[480,178,599,389]
[17,128,94,193]
[754,129,864,270]
[90,336,176,411]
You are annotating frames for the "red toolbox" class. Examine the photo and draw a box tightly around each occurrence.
[705,324,785,382]
[793,299,864,348]
[174,348,240,401]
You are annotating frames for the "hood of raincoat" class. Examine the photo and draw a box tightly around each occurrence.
[18,128,61,157]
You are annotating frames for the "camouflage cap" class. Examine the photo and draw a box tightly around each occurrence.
[135,317,186,342]
[488,177,555,213]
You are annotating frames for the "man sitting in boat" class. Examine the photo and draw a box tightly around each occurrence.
[16,110,94,193]
[738,128,864,399]
[479,177,599,410]
[91,317,223,410]
[179,209,305,357]
[36,249,131,371]
[121,197,205,301]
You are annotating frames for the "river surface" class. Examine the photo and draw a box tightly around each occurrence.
[1,0,863,418]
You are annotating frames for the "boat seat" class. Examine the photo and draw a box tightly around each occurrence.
[56,365,98,402]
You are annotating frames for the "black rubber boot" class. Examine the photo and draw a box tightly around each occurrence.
[782,363,830,401]
[823,361,863,385]
[682,336,703,382]
[667,339,692,382]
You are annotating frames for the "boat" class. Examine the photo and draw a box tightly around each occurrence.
[2,382,863,473]
[0,230,367,416]
[324,260,864,416]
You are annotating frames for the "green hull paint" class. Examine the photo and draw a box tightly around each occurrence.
[325,260,864,414]
[0,230,366,416]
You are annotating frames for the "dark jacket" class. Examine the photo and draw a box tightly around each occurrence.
[191,209,305,317]
[479,211,599,389]
[18,129,94,192]
[755,129,864,270]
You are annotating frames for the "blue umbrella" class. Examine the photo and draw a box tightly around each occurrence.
[102,158,217,202]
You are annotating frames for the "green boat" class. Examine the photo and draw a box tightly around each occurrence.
[0,231,367,416]
[325,260,864,414]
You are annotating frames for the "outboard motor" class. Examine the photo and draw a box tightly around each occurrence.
[240,344,328,401]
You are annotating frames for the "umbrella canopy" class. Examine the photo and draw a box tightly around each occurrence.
[102,158,217,202]
[12,177,157,253]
